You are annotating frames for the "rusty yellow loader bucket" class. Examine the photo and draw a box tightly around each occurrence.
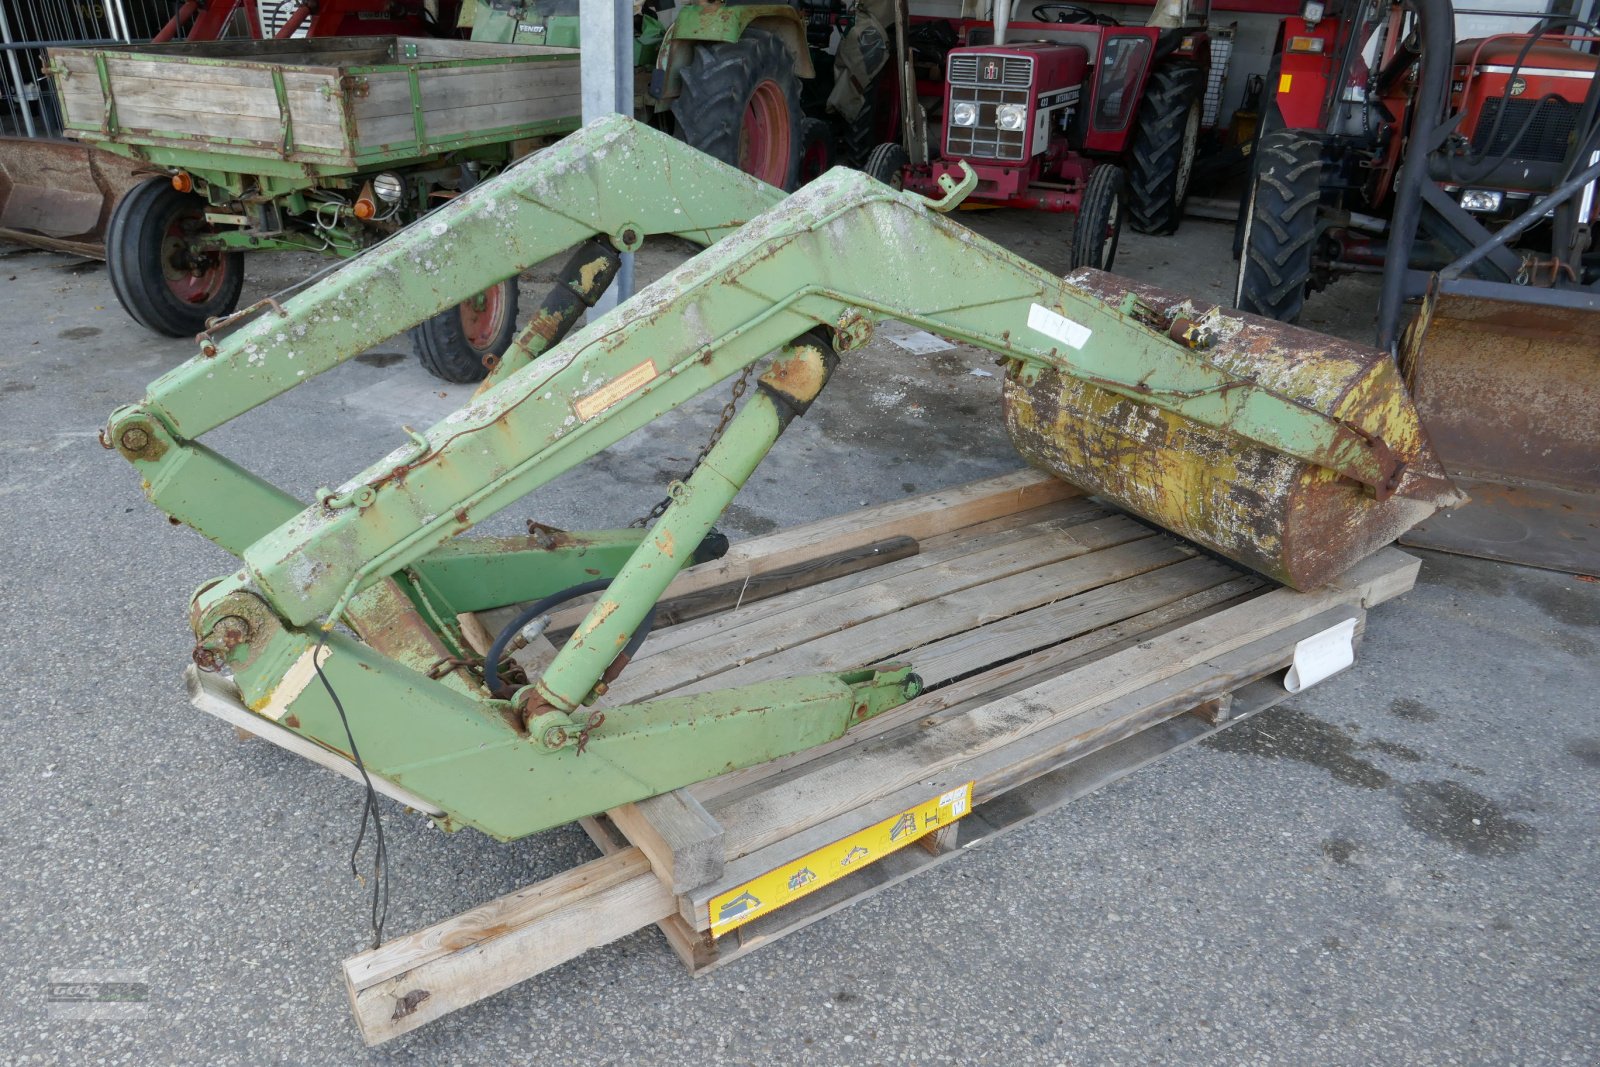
[0,138,142,259]
[1393,284,1600,574]
[1005,272,1465,591]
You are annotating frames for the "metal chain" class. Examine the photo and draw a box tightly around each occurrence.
[630,365,756,527]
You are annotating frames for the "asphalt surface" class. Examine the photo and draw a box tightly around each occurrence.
[1,199,1596,1066]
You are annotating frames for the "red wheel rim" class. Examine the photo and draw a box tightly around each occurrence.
[738,79,792,187]
[458,284,508,353]
[160,209,226,305]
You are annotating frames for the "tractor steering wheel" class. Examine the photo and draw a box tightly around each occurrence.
[1030,4,1118,26]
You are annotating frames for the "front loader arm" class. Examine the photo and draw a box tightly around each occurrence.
[208,156,1423,631]
[110,117,1457,842]
[134,117,785,439]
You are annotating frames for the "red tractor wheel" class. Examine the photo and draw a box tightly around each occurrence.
[409,278,520,384]
[106,177,243,337]
[672,29,802,190]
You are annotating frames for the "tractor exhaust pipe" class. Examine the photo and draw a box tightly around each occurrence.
[994,0,1010,46]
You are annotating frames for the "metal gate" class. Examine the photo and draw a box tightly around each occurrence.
[0,0,189,139]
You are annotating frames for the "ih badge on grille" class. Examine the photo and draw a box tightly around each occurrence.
[982,59,1001,81]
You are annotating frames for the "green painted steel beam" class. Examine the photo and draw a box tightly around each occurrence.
[166,118,1406,629]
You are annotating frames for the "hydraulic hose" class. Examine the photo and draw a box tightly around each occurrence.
[486,580,657,698]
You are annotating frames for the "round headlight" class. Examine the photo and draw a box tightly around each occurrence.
[372,173,405,204]
[995,104,1027,132]
[950,101,978,127]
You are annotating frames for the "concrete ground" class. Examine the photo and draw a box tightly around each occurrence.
[1,199,1595,1066]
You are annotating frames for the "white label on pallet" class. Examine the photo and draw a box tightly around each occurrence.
[1284,617,1358,693]
[1027,303,1093,350]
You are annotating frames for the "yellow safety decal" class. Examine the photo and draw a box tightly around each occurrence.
[1278,73,1293,95]
[708,782,975,936]
[574,359,658,421]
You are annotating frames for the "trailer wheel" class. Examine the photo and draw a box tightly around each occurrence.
[106,177,243,337]
[673,29,802,190]
[1127,62,1204,236]
[863,142,909,190]
[1234,131,1324,323]
[798,118,835,186]
[408,279,519,384]
[1069,165,1126,272]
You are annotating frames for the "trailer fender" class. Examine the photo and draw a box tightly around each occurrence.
[653,5,813,102]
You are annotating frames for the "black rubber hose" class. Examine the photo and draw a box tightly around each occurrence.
[486,579,657,698]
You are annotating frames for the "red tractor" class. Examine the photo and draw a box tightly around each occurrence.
[1233,0,1600,573]
[1234,0,1600,326]
[864,0,1214,271]
[151,1,456,43]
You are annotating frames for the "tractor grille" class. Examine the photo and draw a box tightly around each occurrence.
[946,53,1033,162]
[1471,97,1580,164]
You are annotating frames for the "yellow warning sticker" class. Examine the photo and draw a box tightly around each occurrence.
[574,359,657,421]
[708,782,975,937]
[1278,73,1293,95]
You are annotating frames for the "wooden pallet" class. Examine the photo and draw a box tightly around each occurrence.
[339,470,1419,1045]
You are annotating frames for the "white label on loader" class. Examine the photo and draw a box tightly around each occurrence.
[1284,617,1358,693]
[1027,304,1093,350]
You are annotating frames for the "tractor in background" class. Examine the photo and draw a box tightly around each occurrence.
[1233,0,1599,573]
[863,0,1216,272]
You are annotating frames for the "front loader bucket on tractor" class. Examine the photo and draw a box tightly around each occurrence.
[1397,283,1600,574]
[0,138,142,259]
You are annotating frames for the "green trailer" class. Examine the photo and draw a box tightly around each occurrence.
[51,34,583,381]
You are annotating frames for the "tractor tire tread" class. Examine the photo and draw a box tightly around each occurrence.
[1235,131,1327,323]
[672,29,802,190]
[1126,62,1204,236]
[1069,164,1126,271]
[863,142,909,189]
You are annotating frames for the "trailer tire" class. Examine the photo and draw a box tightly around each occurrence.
[798,118,836,186]
[1234,131,1324,323]
[106,177,243,337]
[863,142,909,190]
[673,29,802,190]
[1069,165,1126,271]
[408,278,519,384]
[1127,62,1204,236]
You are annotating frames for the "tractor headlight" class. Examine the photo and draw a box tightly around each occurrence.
[995,104,1027,132]
[1460,189,1504,213]
[951,101,979,127]
[1301,1,1325,25]
[372,173,405,204]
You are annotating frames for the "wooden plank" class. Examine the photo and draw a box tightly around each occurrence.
[650,470,1076,601]
[643,535,921,630]
[693,674,1298,973]
[690,574,1264,807]
[610,516,1156,703]
[577,816,717,973]
[701,549,1413,877]
[688,603,1371,928]
[555,498,1107,642]
[543,470,1080,633]
[630,511,1120,668]
[608,792,725,894]
[343,848,673,1046]
[908,555,1239,687]
[659,534,1192,701]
